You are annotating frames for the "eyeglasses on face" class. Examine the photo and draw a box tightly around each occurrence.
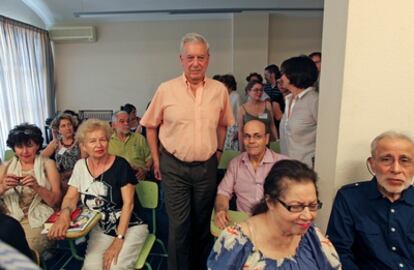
[276,198,323,213]
[373,155,414,168]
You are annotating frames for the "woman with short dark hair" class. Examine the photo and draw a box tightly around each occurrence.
[208,160,341,270]
[279,56,319,167]
[0,123,61,254]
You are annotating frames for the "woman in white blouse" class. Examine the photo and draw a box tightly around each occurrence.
[279,56,319,168]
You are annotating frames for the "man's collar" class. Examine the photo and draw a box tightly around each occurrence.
[243,148,273,164]
[112,131,130,142]
[181,73,206,86]
[368,177,414,205]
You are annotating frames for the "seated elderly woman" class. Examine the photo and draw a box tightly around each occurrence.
[0,123,61,254]
[48,119,148,270]
[208,160,341,270]
[42,113,82,193]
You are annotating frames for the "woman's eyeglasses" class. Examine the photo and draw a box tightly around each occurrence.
[277,198,323,213]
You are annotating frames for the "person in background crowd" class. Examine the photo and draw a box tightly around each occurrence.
[238,80,278,151]
[218,74,241,151]
[42,113,82,193]
[279,56,319,168]
[121,103,142,134]
[309,52,321,92]
[109,111,152,180]
[264,64,285,135]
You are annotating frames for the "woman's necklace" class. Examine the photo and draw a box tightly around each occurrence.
[61,137,74,148]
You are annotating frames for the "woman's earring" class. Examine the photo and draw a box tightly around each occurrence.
[366,158,375,176]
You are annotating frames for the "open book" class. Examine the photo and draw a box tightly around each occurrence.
[42,207,99,234]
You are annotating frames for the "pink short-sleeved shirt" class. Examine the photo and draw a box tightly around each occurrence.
[217,148,288,214]
[140,74,235,162]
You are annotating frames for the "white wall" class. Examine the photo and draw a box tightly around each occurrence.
[1,0,45,28]
[54,14,323,115]
[55,19,232,115]
[268,14,323,66]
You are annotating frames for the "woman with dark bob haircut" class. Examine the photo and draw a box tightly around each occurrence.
[279,56,319,168]
[208,160,341,270]
[0,123,61,254]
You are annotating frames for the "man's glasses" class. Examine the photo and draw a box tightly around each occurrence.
[277,198,322,213]
[373,155,413,168]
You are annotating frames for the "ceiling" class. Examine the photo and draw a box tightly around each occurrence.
[21,0,324,28]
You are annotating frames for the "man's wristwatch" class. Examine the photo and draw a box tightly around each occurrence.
[116,234,125,240]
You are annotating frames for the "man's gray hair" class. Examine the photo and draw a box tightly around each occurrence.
[370,130,414,156]
[112,110,128,123]
[180,32,210,54]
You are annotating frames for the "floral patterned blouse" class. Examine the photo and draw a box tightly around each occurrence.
[208,224,342,270]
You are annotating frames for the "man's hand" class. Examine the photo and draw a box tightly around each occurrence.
[153,160,162,180]
[215,209,229,229]
[135,167,147,180]
[216,151,223,163]
[103,238,123,270]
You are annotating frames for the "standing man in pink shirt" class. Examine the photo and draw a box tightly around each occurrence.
[214,120,288,229]
[140,32,234,270]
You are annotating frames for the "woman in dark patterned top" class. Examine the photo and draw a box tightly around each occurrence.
[48,119,148,270]
[42,113,82,194]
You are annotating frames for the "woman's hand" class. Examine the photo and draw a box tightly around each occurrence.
[3,174,20,190]
[48,212,71,240]
[103,238,124,270]
[20,175,40,190]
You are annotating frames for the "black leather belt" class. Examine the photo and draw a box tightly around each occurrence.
[161,147,211,167]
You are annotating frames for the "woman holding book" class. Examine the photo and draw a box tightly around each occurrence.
[0,123,61,254]
[48,119,148,270]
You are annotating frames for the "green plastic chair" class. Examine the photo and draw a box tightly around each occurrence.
[210,209,249,237]
[218,150,239,169]
[135,181,167,270]
[4,149,14,161]
[269,141,281,153]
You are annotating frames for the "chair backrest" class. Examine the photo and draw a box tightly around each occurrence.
[210,209,249,237]
[269,141,280,153]
[136,180,158,209]
[4,149,14,161]
[218,150,240,169]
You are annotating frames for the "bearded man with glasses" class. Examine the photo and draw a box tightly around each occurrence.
[327,131,414,269]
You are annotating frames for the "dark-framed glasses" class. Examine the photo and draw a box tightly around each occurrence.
[277,198,323,213]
